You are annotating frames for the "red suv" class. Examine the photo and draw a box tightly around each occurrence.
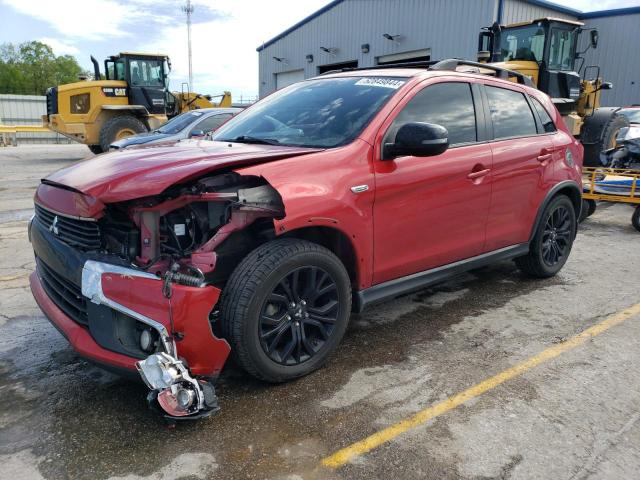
[29,60,582,419]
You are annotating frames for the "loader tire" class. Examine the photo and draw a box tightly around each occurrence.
[99,115,147,152]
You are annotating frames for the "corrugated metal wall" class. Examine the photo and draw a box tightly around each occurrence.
[258,0,496,97]
[581,13,640,107]
[0,94,71,145]
[258,0,639,108]
[501,0,578,23]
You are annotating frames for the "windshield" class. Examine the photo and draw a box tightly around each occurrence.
[212,77,406,148]
[619,109,640,124]
[156,111,206,134]
[499,25,545,62]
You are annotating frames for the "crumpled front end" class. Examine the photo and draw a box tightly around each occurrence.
[29,170,285,419]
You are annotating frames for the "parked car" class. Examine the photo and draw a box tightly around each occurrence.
[108,107,242,150]
[29,61,583,420]
[618,106,640,139]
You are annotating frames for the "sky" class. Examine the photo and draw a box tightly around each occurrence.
[1,0,638,99]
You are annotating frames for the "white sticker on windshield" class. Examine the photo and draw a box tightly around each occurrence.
[355,78,405,89]
[192,111,203,116]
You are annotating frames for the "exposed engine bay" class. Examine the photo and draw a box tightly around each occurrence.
[98,172,284,282]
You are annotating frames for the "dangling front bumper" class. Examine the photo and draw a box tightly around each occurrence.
[30,217,231,418]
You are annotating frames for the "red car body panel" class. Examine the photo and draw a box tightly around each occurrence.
[45,140,322,203]
[100,274,230,376]
[237,139,376,290]
[370,76,493,282]
[35,183,106,219]
[30,68,583,393]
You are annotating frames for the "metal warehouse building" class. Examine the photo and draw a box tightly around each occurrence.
[257,0,640,107]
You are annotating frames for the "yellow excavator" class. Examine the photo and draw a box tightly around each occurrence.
[43,52,232,153]
[477,18,629,166]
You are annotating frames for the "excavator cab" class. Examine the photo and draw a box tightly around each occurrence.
[103,53,171,115]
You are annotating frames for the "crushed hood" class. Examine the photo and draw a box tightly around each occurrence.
[45,140,322,203]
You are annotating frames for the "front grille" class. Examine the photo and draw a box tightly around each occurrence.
[35,203,101,250]
[46,87,58,116]
[37,258,88,326]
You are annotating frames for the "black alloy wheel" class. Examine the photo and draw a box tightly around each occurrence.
[515,195,576,278]
[541,205,572,267]
[219,238,351,382]
[259,266,339,365]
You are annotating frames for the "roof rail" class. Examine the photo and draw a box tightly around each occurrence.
[319,60,440,76]
[319,58,535,87]
[429,59,535,86]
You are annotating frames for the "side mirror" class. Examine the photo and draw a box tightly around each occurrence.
[590,30,599,49]
[190,130,205,138]
[601,82,612,90]
[384,122,449,159]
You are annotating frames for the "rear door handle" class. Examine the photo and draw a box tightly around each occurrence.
[467,168,491,179]
[537,154,552,162]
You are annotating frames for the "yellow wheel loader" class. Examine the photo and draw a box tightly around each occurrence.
[478,18,629,166]
[43,52,232,153]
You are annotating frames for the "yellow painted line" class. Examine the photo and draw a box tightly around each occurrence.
[322,302,640,469]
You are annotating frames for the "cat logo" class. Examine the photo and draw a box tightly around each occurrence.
[102,87,128,97]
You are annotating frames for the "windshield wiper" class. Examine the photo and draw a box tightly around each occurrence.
[223,135,280,145]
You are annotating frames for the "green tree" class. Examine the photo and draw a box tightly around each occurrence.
[0,41,86,95]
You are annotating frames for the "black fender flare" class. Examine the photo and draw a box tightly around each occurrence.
[528,181,582,243]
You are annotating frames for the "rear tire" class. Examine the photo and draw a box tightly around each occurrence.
[220,238,351,383]
[99,115,147,152]
[632,206,640,232]
[578,199,597,223]
[516,196,576,278]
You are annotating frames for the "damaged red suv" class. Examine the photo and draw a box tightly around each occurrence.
[30,60,582,419]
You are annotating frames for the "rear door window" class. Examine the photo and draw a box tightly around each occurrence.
[486,86,537,139]
[385,82,477,146]
[530,97,557,133]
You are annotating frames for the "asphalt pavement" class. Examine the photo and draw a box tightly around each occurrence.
[1,145,639,479]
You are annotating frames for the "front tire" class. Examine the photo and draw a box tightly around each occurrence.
[516,196,576,278]
[220,238,351,383]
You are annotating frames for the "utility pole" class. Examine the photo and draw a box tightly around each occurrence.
[182,0,194,92]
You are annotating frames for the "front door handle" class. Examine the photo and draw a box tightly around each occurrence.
[467,168,491,180]
[537,153,552,163]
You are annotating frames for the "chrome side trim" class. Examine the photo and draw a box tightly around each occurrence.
[81,260,176,356]
[350,184,369,194]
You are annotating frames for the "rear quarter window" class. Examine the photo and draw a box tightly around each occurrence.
[486,86,537,139]
[530,97,557,133]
